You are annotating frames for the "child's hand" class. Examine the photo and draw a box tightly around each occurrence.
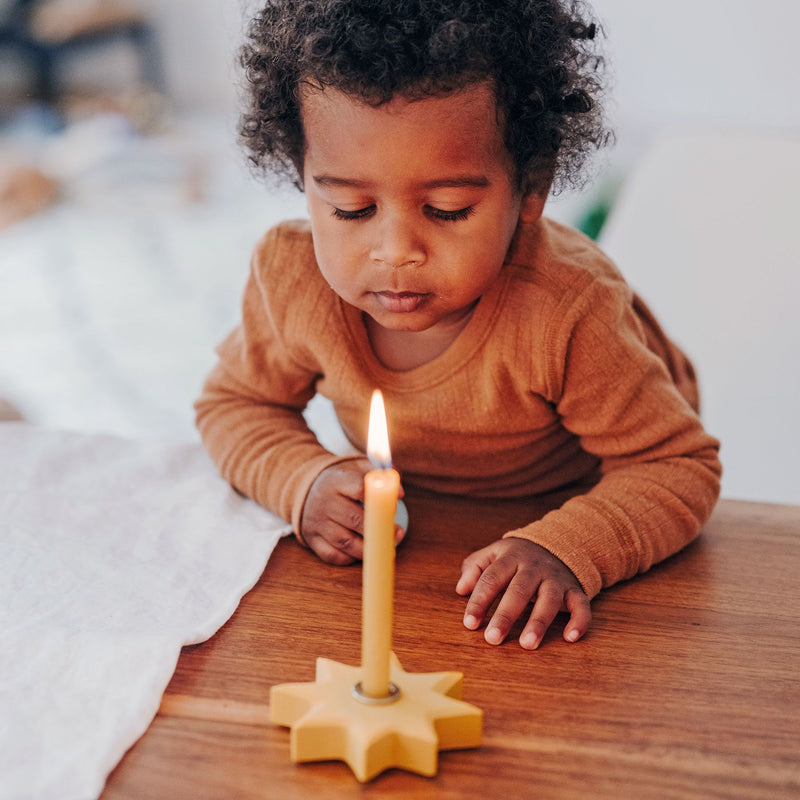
[456,538,591,649]
[300,460,406,565]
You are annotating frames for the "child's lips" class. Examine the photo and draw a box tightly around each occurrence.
[374,291,428,313]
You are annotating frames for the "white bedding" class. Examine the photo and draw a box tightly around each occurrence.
[0,114,308,441]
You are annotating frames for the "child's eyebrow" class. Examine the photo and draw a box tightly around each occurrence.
[312,174,491,190]
[421,176,491,189]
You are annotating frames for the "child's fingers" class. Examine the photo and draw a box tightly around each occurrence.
[331,495,366,539]
[460,557,515,632]
[324,515,365,560]
[562,587,592,643]
[305,525,361,565]
[309,537,357,565]
[455,560,482,597]
[303,496,366,564]
[457,537,590,649]
[518,581,564,649]
[483,573,542,645]
[455,543,497,596]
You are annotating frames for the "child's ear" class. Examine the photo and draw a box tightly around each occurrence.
[519,192,547,223]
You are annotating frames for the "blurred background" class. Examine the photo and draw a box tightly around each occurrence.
[1,0,798,502]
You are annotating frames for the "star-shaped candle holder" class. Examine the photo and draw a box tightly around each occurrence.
[270,391,482,781]
[270,653,482,781]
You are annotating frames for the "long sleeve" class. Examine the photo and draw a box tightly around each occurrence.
[194,225,360,536]
[503,268,721,598]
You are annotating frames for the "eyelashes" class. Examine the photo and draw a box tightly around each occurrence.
[330,205,475,223]
[331,206,375,221]
[430,206,475,222]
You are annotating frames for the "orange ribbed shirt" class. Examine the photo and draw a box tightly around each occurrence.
[195,217,721,598]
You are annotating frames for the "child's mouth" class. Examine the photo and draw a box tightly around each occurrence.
[374,291,428,313]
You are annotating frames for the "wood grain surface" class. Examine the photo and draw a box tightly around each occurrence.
[101,494,800,799]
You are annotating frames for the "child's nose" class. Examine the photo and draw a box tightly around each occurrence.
[370,212,425,268]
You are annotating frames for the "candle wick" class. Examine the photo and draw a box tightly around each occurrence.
[368,455,392,470]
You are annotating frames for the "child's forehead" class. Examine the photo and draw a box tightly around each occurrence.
[300,83,515,185]
[299,81,501,131]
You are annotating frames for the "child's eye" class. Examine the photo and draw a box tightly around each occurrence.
[331,206,375,221]
[427,206,475,222]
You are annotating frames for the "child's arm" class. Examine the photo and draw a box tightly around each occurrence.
[196,355,361,539]
[195,225,361,540]
[456,269,721,649]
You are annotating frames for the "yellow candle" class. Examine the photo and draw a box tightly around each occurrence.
[361,390,400,699]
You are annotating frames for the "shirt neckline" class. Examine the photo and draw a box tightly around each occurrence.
[339,266,513,393]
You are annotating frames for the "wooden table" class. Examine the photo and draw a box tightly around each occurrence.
[102,494,800,799]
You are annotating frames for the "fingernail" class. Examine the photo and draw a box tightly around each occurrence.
[464,614,478,629]
[520,633,539,649]
[565,629,580,642]
[485,627,503,645]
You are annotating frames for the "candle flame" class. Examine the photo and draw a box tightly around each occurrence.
[367,390,392,468]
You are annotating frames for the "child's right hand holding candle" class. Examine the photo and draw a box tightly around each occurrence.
[300,461,406,566]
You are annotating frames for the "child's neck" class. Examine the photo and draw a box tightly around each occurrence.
[364,306,476,371]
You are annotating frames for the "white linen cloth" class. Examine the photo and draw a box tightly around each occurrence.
[0,423,293,800]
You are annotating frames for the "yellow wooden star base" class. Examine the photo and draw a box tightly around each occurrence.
[270,651,482,782]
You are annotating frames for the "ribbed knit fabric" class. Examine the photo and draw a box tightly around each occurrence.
[195,217,721,598]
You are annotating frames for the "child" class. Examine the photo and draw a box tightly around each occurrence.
[196,0,721,650]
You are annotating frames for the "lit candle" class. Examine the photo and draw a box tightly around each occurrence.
[360,389,400,699]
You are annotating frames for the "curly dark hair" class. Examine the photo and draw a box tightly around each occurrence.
[239,0,612,195]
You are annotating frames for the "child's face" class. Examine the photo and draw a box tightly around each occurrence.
[301,83,541,335]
